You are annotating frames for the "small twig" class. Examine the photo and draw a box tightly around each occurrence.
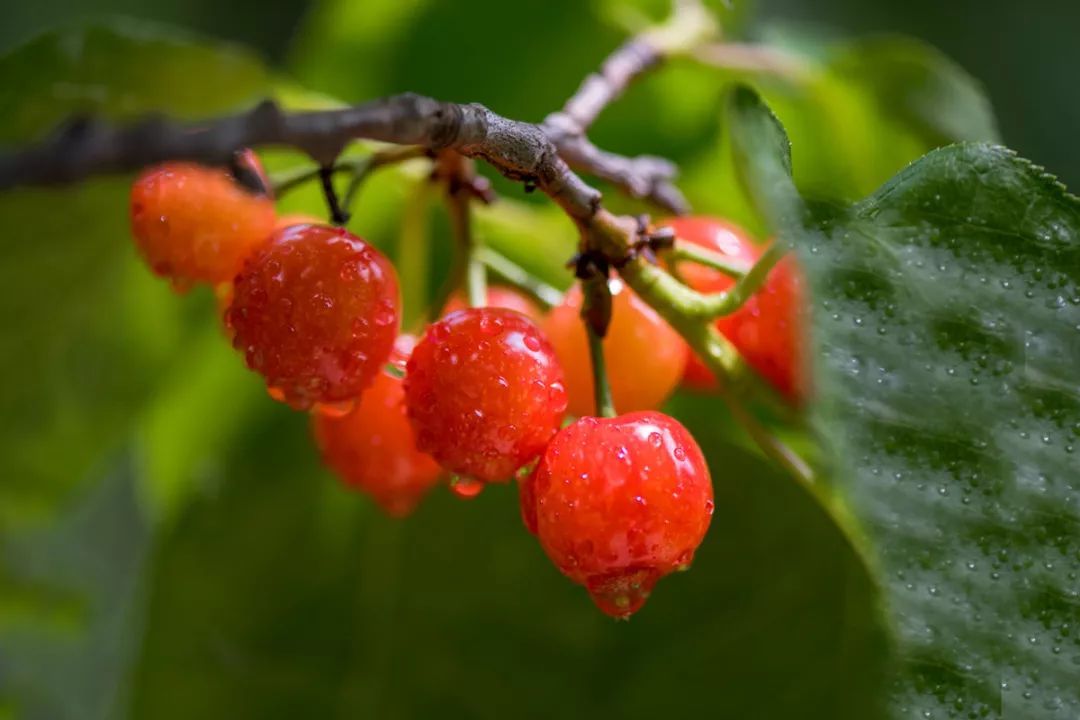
[272,165,326,196]
[541,0,715,213]
[475,246,564,310]
[692,43,811,83]
[342,145,428,211]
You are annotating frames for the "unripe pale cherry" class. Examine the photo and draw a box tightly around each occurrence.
[312,335,442,517]
[525,410,713,618]
[404,307,567,484]
[130,158,276,290]
[442,285,542,321]
[543,278,687,417]
[228,224,400,410]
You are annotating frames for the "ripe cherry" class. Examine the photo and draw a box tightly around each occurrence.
[404,307,567,484]
[228,224,400,410]
[662,216,807,402]
[527,410,713,618]
[442,286,541,321]
[130,158,276,290]
[312,335,442,517]
[543,278,686,417]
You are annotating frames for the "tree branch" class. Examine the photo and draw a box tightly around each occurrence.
[539,0,716,214]
[0,94,602,224]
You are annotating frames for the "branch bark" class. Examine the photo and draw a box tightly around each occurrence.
[0,94,602,224]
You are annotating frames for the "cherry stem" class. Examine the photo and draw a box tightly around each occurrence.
[438,151,487,309]
[318,166,350,226]
[667,240,752,280]
[475,246,564,310]
[719,380,814,486]
[579,273,616,418]
[586,325,617,418]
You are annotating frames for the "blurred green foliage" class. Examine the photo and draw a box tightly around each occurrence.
[0,1,1077,719]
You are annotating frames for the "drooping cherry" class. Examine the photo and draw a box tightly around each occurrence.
[312,335,442,517]
[404,307,567,484]
[228,224,400,409]
[526,410,713,618]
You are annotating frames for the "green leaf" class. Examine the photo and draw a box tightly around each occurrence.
[730,87,1080,717]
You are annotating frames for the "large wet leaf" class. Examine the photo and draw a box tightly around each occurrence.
[729,86,1080,718]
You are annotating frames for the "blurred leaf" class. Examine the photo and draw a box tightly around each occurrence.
[0,21,268,142]
[124,395,887,720]
[683,28,999,221]
[0,22,276,525]
[731,86,1080,718]
[0,459,151,720]
[827,35,999,148]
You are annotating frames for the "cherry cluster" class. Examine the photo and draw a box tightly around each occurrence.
[129,152,803,618]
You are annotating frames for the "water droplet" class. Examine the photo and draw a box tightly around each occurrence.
[523,334,542,352]
[648,432,663,448]
[450,476,484,499]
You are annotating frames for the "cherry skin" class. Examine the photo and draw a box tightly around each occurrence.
[543,278,687,417]
[228,224,400,410]
[404,307,567,484]
[130,158,276,290]
[662,216,807,402]
[527,410,713,618]
[312,335,442,517]
[442,285,542,321]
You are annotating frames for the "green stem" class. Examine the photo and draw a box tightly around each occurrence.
[708,241,787,315]
[586,325,616,418]
[396,181,433,329]
[668,241,751,280]
[343,145,427,212]
[617,255,813,485]
[717,373,814,487]
[271,166,326,196]
[466,247,487,308]
[475,246,564,309]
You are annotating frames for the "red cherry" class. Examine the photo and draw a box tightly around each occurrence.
[528,411,713,618]
[662,216,807,402]
[130,158,276,290]
[404,307,567,483]
[442,286,542,321]
[543,279,687,417]
[229,224,400,410]
[518,467,539,535]
[312,335,441,517]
